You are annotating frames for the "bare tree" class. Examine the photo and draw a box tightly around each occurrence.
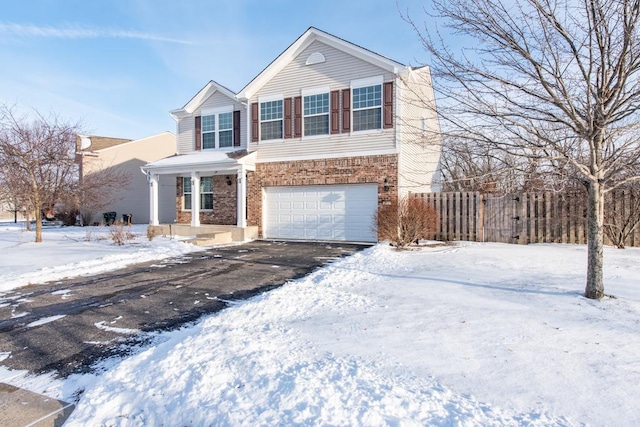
[0,106,82,242]
[441,135,581,193]
[406,0,640,299]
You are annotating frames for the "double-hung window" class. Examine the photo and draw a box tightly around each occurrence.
[352,80,382,132]
[200,177,213,210]
[260,98,283,141]
[201,109,233,149]
[183,176,214,210]
[218,112,233,148]
[183,177,192,210]
[303,91,329,136]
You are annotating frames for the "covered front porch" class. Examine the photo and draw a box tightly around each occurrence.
[142,150,257,242]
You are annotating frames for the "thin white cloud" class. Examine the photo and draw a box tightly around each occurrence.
[0,21,195,45]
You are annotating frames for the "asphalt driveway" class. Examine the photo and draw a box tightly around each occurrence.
[0,240,369,377]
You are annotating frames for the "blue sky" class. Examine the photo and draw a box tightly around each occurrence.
[0,0,434,140]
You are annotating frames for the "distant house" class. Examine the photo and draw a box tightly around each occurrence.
[143,27,442,243]
[76,132,176,224]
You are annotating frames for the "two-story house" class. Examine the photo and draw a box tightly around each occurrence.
[143,27,441,244]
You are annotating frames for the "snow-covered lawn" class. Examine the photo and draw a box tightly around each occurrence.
[0,222,203,292]
[1,222,639,426]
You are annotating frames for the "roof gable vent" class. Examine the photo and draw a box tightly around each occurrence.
[305,52,325,66]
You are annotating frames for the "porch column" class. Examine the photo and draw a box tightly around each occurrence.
[237,166,247,228]
[149,173,159,225]
[191,172,200,227]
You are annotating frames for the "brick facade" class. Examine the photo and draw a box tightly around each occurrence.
[176,175,237,225]
[247,154,399,236]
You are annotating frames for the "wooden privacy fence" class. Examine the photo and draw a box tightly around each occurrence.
[413,191,640,247]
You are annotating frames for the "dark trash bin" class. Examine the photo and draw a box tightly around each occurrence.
[122,213,132,225]
[103,211,117,225]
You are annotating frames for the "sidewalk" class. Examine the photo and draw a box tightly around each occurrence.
[0,383,74,427]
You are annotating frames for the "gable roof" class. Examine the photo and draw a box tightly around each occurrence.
[171,80,238,118]
[76,135,132,152]
[237,27,407,100]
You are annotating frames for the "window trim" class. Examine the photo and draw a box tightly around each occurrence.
[350,76,384,134]
[258,94,284,142]
[200,106,234,150]
[301,86,330,138]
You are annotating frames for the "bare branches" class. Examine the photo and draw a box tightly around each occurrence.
[0,105,82,242]
[405,0,640,298]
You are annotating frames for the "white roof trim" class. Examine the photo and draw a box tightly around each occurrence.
[143,151,256,175]
[172,81,238,118]
[238,27,406,100]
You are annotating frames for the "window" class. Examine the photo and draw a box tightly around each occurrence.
[183,177,192,210]
[352,84,382,131]
[260,100,283,140]
[200,177,213,210]
[303,92,329,136]
[202,115,216,149]
[182,176,213,210]
[201,111,233,149]
[218,112,233,148]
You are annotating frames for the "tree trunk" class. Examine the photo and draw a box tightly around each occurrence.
[34,207,42,243]
[585,180,605,299]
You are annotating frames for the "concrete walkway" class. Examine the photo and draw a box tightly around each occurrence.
[0,383,74,426]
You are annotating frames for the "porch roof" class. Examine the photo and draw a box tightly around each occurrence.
[142,150,256,175]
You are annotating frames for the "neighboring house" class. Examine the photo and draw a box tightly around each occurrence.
[77,132,176,224]
[143,27,442,243]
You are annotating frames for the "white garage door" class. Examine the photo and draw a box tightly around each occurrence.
[264,184,378,242]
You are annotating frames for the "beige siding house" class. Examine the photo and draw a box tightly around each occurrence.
[143,27,442,243]
[78,132,176,224]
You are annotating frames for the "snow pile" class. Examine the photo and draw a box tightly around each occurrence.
[59,242,639,426]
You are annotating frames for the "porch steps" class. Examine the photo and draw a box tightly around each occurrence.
[186,231,233,246]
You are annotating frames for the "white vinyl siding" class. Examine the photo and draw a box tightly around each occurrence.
[397,68,443,195]
[249,40,396,160]
[177,119,194,154]
[264,184,378,242]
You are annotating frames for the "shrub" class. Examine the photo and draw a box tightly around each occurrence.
[109,221,136,246]
[147,227,158,242]
[375,196,438,249]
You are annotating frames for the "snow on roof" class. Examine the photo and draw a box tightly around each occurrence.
[143,150,255,173]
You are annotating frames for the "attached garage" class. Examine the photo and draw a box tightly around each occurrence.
[264,184,378,242]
